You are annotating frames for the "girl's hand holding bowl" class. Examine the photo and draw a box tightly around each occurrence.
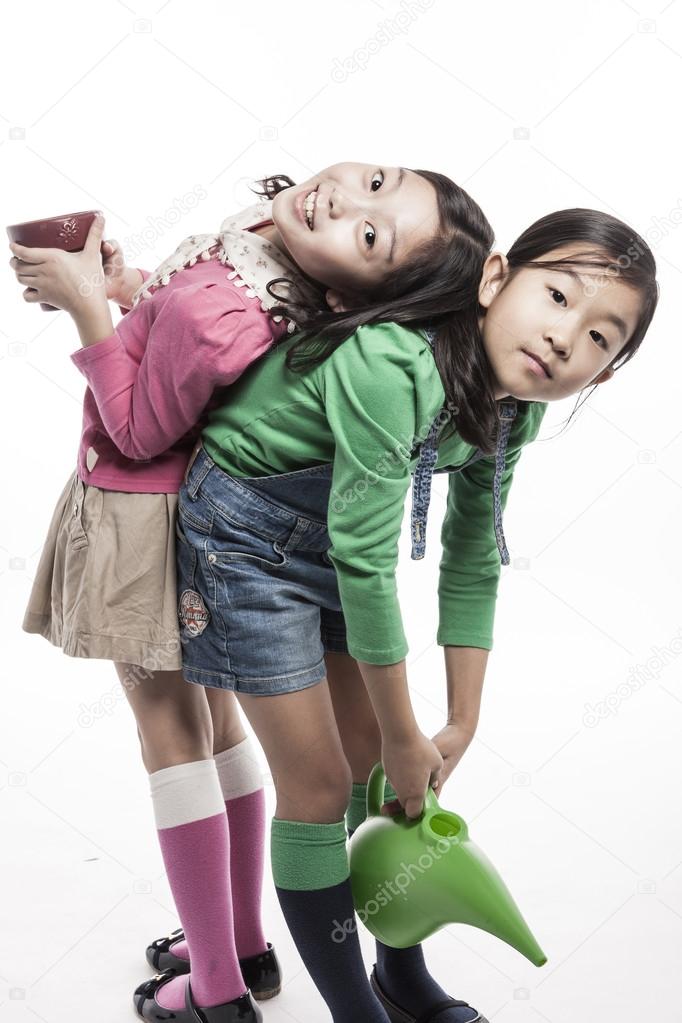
[7,210,108,315]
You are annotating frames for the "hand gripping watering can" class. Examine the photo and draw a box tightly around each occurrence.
[349,764,547,966]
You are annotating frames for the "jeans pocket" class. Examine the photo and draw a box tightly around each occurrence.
[178,488,213,536]
[206,529,289,570]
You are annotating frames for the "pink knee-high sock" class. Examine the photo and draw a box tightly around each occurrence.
[225,787,268,958]
[171,737,268,963]
[150,759,245,1011]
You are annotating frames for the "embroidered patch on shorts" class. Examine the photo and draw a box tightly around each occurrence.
[179,589,210,637]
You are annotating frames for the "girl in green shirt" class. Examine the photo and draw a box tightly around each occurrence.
[155,167,658,1023]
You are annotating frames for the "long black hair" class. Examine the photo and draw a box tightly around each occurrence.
[252,172,496,449]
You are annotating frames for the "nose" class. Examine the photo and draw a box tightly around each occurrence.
[320,183,365,221]
[544,325,570,357]
[321,184,344,220]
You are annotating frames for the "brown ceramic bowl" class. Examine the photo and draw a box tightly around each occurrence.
[6,209,100,311]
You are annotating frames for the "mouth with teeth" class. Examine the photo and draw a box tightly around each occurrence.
[303,187,318,230]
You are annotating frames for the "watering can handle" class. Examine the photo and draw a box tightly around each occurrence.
[366,762,440,819]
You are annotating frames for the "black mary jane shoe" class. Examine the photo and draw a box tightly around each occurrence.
[133,969,262,1022]
[146,929,192,976]
[238,944,282,1001]
[145,931,281,1002]
[370,965,488,1023]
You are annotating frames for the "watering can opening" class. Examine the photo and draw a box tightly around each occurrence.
[428,813,462,840]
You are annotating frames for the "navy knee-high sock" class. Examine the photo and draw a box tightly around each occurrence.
[347,782,480,1023]
[272,817,390,1023]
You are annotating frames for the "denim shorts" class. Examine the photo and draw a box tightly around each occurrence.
[175,444,349,695]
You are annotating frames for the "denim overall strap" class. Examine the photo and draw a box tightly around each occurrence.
[410,410,442,560]
[410,329,444,561]
[409,329,519,565]
[492,399,518,566]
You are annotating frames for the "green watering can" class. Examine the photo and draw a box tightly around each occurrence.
[349,763,547,966]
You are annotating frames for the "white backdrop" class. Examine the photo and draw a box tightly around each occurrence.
[1,2,681,1021]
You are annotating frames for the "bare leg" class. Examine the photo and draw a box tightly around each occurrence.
[205,687,248,755]
[324,651,382,785]
[115,662,213,771]
[235,681,352,823]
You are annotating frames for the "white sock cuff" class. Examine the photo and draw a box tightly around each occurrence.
[214,736,264,801]
[149,758,225,830]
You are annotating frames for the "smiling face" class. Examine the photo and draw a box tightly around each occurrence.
[478,245,644,401]
[269,162,441,307]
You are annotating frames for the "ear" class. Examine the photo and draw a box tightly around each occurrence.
[478,251,509,309]
[325,288,354,313]
[590,366,615,386]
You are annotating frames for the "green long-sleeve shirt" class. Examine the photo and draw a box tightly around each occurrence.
[201,321,547,664]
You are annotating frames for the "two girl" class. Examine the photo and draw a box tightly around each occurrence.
[12,161,496,1022]
[11,166,658,1023]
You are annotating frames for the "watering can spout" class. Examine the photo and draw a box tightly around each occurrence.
[350,764,547,966]
[438,842,547,966]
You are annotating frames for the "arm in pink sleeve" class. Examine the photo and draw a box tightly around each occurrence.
[71,282,275,460]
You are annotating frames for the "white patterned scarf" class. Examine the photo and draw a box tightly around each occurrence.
[130,194,304,334]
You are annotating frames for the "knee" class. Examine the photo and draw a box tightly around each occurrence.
[207,690,246,755]
[136,696,213,769]
[276,759,353,824]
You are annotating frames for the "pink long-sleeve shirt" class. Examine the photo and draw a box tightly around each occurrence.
[70,257,288,493]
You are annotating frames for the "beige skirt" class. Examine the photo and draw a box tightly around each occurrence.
[23,471,183,671]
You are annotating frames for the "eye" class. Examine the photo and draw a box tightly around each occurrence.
[363,170,384,248]
[370,170,384,192]
[549,288,567,306]
[590,329,608,350]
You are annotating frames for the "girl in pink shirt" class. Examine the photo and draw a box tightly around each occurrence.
[10,162,496,1022]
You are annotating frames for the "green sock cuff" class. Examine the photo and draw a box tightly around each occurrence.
[271,817,349,891]
[346,779,398,833]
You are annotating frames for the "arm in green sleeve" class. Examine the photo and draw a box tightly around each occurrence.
[322,323,442,664]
